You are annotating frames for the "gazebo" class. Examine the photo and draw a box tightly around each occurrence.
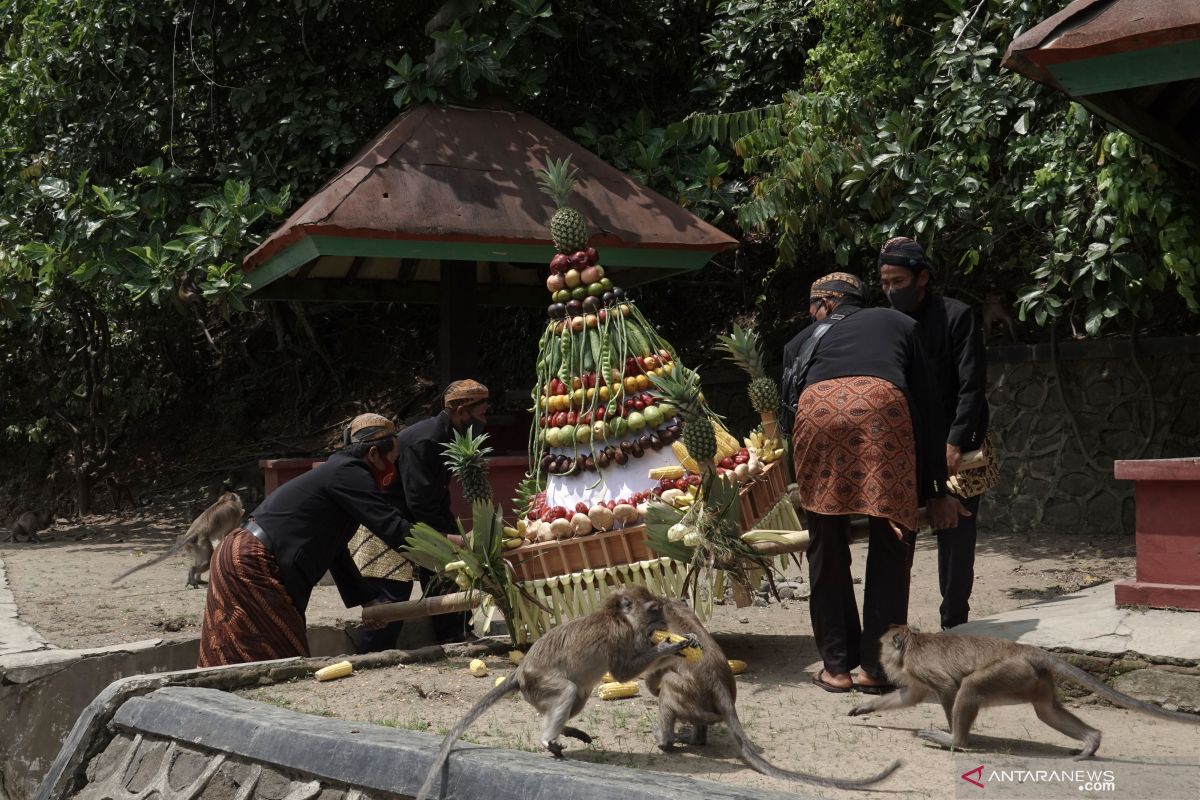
[244,104,738,513]
[243,104,738,384]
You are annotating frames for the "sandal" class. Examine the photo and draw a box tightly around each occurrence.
[811,669,853,693]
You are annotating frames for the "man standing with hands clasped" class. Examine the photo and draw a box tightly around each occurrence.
[878,236,989,630]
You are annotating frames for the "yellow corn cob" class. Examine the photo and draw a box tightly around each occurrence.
[600,671,616,683]
[509,650,525,665]
[648,465,685,480]
[315,660,353,681]
[650,630,703,661]
[597,681,640,700]
[727,660,747,675]
[469,658,488,677]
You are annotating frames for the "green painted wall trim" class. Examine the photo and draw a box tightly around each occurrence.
[245,235,716,292]
[1050,40,1200,96]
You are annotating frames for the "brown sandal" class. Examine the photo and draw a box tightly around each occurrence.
[811,669,853,693]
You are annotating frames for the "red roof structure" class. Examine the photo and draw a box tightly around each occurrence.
[243,105,738,305]
[1003,0,1200,168]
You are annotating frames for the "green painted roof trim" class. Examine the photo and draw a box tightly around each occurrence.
[245,234,715,292]
[1049,40,1200,97]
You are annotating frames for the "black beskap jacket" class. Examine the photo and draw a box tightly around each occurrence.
[905,294,988,450]
[250,450,412,614]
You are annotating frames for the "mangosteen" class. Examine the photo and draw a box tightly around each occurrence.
[582,295,601,314]
[602,290,615,306]
[658,427,675,443]
[630,441,645,458]
[621,441,636,455]
[597,451,611,468]
[648,433,662,450]
[613,448,628,465]
[637,433,652,449]
[613,287,626,300]
[547,302,567,319]
[566,299,583,317]
[557,455,573,473]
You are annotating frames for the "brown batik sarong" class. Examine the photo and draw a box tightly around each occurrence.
[792,376,919,531]
[197,528,309,667]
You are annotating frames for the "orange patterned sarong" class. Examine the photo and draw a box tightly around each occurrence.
[197,528,309,667]
[792,376,919,531]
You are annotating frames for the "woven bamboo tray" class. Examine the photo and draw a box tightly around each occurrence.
[507,459,790,582]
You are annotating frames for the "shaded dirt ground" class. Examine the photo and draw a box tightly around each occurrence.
[8,513,1195,798]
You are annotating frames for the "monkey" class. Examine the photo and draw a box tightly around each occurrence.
[7,510,53,543]
[642,600,902,789]
[111,491,243,588]
[414,586,700,800]
[982,292,1018,342]
[849,625,1200,760]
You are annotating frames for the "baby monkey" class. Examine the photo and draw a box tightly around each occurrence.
[850,625,1200,759]
[415,586,698,800]
[644,600,901,789]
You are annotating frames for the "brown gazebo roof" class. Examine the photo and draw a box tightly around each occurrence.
[243,105,738,304]
[1003,0,1200,168]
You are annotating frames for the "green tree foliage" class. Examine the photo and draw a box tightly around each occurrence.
[693,0,1200,334]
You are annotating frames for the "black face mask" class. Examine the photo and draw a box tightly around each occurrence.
[887,283,923,312]
[454,414,487,435]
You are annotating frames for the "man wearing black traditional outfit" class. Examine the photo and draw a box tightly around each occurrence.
[781,273,968,693]
[878,236,988,630]
[360,379,490,647]
[197,413,411,667]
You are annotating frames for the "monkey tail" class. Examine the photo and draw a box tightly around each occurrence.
[110,534,192,585]
[715,689,902,788]
[1046,657,1200,725]
[414,673,520,800]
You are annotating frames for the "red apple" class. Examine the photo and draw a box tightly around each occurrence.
[581,265,601,285]
[585,247,598,265]
[546,273,566,292]
[570,250,589,267]
[551,253,571,273]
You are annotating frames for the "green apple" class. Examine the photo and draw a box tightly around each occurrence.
[553,289,571,303]
[571,285,588,300]
[627,411,646,432]
[643,405,663,427]
[546,427,561,448]
[587,282,605,297]
[575,424,592,444]
[558,424,575,444]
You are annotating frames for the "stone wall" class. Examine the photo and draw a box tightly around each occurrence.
[983,336,1200,536]
[703,335,1200,536]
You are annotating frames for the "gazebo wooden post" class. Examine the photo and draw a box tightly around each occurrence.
[439,261,478,385]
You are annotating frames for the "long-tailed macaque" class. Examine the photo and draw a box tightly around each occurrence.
[644,600,901,788]
[7,510,53,543]
[111,491,243,588]
[415,587,698,800]
[849,625,1200,759]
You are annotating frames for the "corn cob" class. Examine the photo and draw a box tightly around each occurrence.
[469,658,489,677]
[597,681,640,700]
[315,660,353,681]
[600,671,616,683]
[727,660,747,675]
[648,465,686,480]
[509,650,525,666]
[494,675,508,687]
[651,630,703,661]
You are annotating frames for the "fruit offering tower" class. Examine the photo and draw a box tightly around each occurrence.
[522,156,749,542]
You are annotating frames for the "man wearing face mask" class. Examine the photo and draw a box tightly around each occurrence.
[382,379,491,645]
[878,236,988,630]
[198,413,415,667]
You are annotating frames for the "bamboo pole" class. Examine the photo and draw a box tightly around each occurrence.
[361,591,481,624]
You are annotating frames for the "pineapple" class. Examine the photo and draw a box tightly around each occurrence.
[536,155,589,253]
[716,324,780,415]
[650,369,716,467]
[442,427,494,504]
